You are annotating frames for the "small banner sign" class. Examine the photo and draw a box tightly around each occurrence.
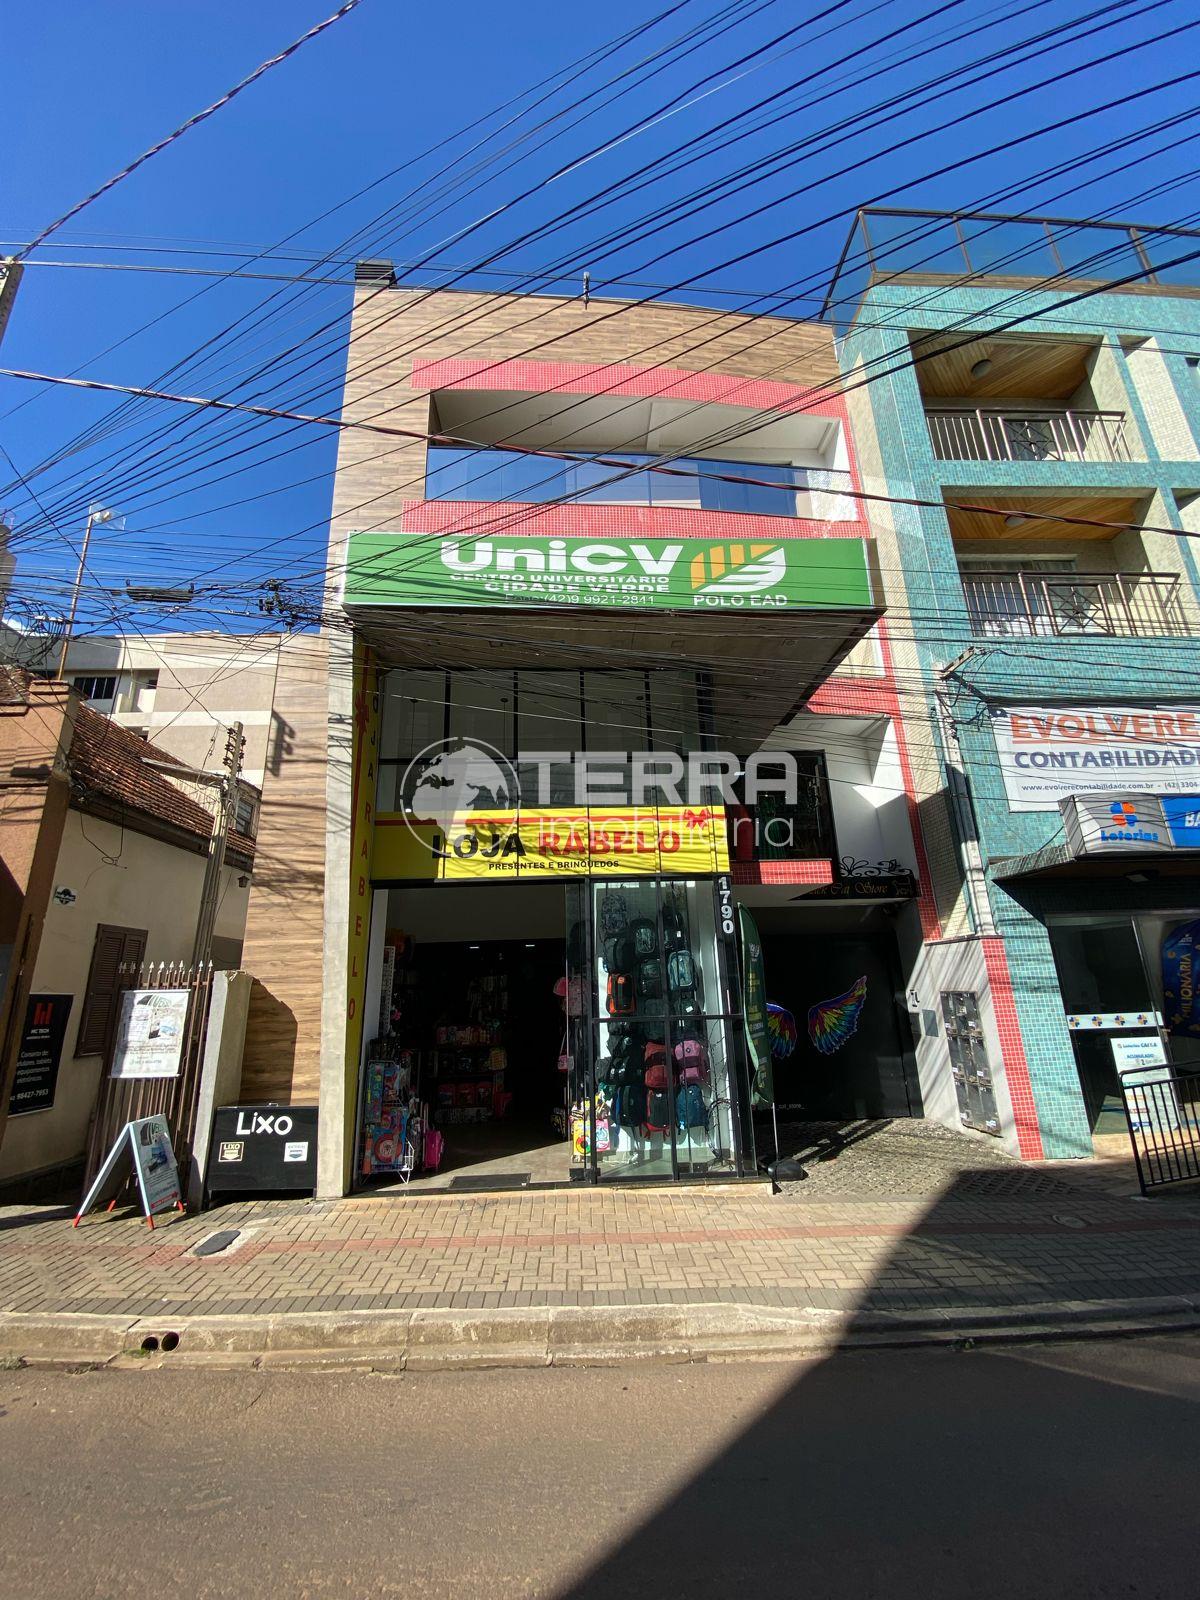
[74,1115,183,1228]
[7,993,72,1116]
[1162,917,1200,1040]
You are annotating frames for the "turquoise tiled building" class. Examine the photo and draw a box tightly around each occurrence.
[832,209,1200,1160]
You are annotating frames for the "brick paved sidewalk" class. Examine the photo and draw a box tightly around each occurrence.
[2,1158,1199,1326]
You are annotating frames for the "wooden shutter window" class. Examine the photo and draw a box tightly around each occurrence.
[76,924,147,1058]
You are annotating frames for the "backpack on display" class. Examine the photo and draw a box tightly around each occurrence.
[602,934,636,975]
[645,1089,670,1132]
[614,1083,646,1128]
[636,957,662,999]
[661,895,688,946]
[674,1037,709,1079]
[676,1083,708,1131]
[630,917,658,958]
[640,997,666,1018]
[644,1057,670,1090]
[644,1040,668,1075]
[666,948,698,995]
[606,973,636,1015]
[598,892,629,942]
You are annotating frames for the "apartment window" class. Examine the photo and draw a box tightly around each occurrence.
[73,674,118,706]
[128,671,159,713]
[76,924,147,1057]
[234,792,258,837]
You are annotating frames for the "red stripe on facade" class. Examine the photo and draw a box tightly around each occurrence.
[980,935,1045,1160]
[400,499,864,541]
[413,355,849,422]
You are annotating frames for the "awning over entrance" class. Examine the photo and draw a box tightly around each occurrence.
[344,530,881,747]
[992,843,1200,883]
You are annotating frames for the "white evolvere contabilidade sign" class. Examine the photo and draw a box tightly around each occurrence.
[992,705,1200,811]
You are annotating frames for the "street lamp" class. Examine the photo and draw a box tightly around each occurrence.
[54,504,114,681]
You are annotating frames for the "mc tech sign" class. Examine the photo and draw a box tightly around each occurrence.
[993,705,1200,811]
[342,530,873,613]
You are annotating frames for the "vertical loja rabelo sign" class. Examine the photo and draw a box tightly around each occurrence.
[345,643,381,1115]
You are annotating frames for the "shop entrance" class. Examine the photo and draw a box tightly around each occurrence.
[357,884,571,1190]
[746,904,921,1120]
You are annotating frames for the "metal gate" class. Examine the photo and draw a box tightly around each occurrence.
[942,990,1002,1137]
[1119,1064,1200,1194]
[82,960,214,1189]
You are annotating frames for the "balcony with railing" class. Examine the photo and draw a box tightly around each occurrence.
[927,407,1131,465]
[961,569,1189,638]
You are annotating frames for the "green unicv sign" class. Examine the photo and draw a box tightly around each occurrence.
[343,531,874,612]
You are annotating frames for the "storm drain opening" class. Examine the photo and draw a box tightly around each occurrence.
[140,1336,159,1353]
[160,1332,181,1352]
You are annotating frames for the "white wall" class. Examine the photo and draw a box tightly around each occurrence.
[0,812,249,1181]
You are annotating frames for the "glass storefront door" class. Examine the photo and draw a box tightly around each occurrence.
[564,878,753,1180]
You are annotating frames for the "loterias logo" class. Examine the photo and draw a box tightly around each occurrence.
[1101,799,1161,844]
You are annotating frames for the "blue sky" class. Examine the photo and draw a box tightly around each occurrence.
[2,0,1199,637]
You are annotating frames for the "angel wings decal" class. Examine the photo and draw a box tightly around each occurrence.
[807,976,868,1056]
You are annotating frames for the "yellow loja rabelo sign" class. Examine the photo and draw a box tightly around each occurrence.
[372,805,729,881]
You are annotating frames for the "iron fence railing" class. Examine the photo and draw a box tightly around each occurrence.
[1119,1063,1200,1194]
[961,569,1189,638]
[927,407,1131,463]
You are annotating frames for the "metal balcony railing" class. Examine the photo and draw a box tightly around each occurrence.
[927,407,1131,464]
[961,569,1189,638]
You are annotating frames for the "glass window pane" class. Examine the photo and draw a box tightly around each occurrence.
[380,669,446,760]
[1049,225,1148,283]
[862,211,967,276]
[958,218,1060,278]
[448,671,515,755]
[649,671,701,754]
[698,458,796,517]
[584,671,648,753]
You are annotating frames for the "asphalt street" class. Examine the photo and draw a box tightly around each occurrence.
[2,1336,1198,1598]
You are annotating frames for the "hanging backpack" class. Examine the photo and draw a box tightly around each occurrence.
[674,1037,709,1080]
[598,891,629,942]
[645,1089,670,1132]
[676,1083,708,1131]
[606,973,636,1016]
[614,1082,646,1128]
[644,1040,668,1076]
[666,948,697,996]
[630,917,658,959]
[636,957,662,999]
[644,1056,670,1090]
[661,894,688,946]
[602,933,637,975]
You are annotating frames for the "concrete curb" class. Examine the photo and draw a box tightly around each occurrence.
[2,1295,1199,1370]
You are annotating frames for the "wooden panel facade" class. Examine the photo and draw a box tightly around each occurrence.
[238,634,330,1105]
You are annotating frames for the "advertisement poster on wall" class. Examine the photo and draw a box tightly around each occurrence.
[991,705,1200,811]
[7,994,72,1116]
[110,989,190,1080]
[1162,917,1200,1040]
[738,907,773,1108]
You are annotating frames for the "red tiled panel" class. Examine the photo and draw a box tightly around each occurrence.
[980,935,1045,1161]
[731,859,834,886]
[400,499,865,542]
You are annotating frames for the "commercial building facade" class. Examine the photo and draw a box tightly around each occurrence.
[242,278,954,1197]
[832,208,1200,1158]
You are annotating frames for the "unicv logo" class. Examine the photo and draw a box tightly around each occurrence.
[440,538,683,578]
[688,542,787,595]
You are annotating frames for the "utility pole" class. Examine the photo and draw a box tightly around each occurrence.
[191,721,245,969]
[55,505,113,680]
